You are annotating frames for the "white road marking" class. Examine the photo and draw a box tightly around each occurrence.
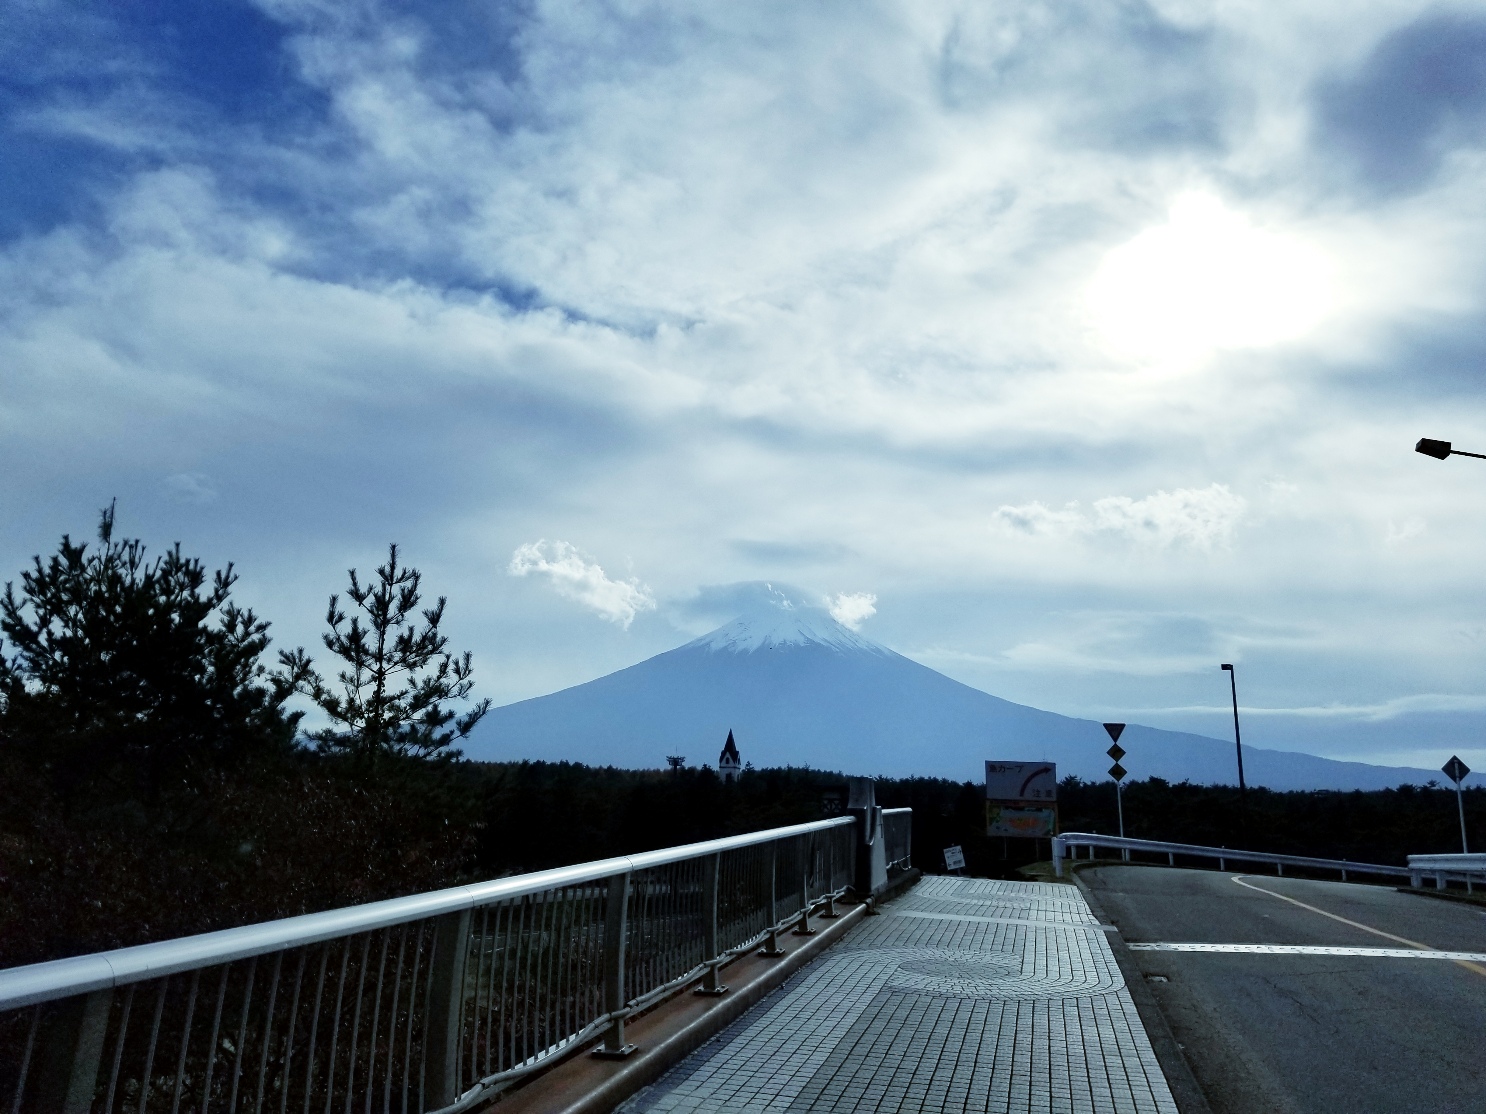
[1128,943,1486,961]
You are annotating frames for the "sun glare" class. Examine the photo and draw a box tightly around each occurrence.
[1087,193,1335,367]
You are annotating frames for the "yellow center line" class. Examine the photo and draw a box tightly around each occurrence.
[1232,875,1486,979]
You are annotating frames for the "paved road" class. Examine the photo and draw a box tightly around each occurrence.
[1081,865,1486,1114]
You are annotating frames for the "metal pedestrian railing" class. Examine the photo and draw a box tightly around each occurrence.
[1406,852,1486,892]
[882,809,912,875]
[1,816,863,1114]
[1052,832,1412,882]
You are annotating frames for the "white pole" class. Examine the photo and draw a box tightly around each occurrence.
[1456,778,1469,854]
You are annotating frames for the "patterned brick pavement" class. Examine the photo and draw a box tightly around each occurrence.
[618,876,1178,1114]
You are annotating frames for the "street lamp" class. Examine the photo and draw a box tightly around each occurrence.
[1416,438,1486,461]
[1220,664,1247,795]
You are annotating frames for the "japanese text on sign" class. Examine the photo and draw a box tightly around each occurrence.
[984,761,1058,802]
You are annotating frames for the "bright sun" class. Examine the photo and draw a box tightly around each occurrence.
[1087,193,1335,367]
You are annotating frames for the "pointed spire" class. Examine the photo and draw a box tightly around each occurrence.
[719,730,741,782]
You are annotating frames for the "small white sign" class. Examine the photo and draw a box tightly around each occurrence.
[943,845,966,872]
[985,761,1058,803]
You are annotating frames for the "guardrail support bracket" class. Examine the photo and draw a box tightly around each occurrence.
[426,909,473,1107]
[758,927,787,957]
[595,872,639,1058]
[694,854,729,996]
[29,989,111,1114]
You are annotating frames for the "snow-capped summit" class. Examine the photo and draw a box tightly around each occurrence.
[684,598,889,655]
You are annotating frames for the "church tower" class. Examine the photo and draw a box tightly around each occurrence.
[718,730,741,783]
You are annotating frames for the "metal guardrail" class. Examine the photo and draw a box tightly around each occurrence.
[882,808,912,874]
[1406,852,1486,891]
[1052,833,1412,882]
[1,816,866,1114]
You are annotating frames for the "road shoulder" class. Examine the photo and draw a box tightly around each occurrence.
[1074,865,1213,1114]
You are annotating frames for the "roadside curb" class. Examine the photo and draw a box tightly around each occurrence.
[1072,866,1214,1114]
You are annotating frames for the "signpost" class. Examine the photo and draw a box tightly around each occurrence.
[1105,723,1128,861]
[943,845,966,874]
[984,761,1058,839]
[984,761,1058,866]
[1444,755,1471,855]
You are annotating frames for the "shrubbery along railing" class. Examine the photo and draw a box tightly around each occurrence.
[1,816,864,1114]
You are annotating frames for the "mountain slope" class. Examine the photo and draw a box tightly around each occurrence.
[464,604,1442,791]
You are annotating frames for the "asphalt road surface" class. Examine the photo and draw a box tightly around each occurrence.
[1080,865,1486,1114]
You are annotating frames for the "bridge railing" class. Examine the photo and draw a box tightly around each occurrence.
[1406,852,1486,891]
[1,816,863,1114]
[1052,832,1412,882]
[882,808,912,875]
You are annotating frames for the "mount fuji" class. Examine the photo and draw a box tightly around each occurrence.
[463,599,1441,791]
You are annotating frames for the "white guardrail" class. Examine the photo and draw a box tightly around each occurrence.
[1406,853,1486,891]
[1052,832,1413,882]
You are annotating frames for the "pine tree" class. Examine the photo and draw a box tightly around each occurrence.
[288,544,490,761]
[0,502,306,794]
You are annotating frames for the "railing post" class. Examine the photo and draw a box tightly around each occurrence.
[1277,862,1284,877]
[759,840,786,957]
[29,990,112,1114]
[793,834,816,936]
[695,854,728,996]
[595,872,638,1057]
[1410,868,1422,888]
[821,832,840,917]
[426,909,472,1108]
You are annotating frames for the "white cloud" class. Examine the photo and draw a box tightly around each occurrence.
[1125,693,1486,722]
[994,485,1246,550]
[162,472,217,504]
[1385,517,1426,545]
[508,540,656,628]
[827,592,877,630]
[1091,485,1247,549]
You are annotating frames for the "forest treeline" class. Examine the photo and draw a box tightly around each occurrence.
[2,508,1479,968]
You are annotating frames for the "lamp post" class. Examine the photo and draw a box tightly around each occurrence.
[1416,438,1486,461]
[1220,664,1247,796]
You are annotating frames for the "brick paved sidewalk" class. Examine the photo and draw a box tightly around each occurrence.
[618,876,1179,1114]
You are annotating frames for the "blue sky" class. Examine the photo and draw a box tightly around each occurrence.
[6,0,1486,777]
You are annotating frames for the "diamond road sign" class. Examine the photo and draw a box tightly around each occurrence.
[1107,743,1126,762]
[1109,762,1127,781]
[1443,755,1471,784]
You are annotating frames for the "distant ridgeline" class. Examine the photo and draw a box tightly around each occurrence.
[464,601,1449,792]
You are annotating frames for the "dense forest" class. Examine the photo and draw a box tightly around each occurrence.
[3,508,1480,969]
[9,753,1482,967]
[467,760,1484,880]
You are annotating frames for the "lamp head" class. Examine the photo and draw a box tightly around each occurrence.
[1416,438,1453,460]
[1220,663,1233,671]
